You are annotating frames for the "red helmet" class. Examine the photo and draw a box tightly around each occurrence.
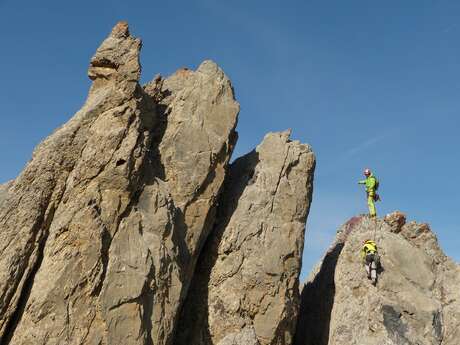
[364,168,371,176]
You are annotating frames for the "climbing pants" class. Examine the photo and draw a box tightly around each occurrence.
[367,193,376,217]
[365,261,377,281]
[365,253,377,283]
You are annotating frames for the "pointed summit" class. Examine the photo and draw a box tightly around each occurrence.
[88,21,141,87]
[110,20,130,38]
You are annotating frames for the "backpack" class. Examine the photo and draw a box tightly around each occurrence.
[373,176,379,191]
[364,241,377,253]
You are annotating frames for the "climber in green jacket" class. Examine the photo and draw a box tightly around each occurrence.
[360,239,379,285]
[358,168,379,218]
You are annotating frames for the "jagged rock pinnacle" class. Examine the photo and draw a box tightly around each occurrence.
[177,131,315,345]
[111,20,130,38]
[88,21,141,87]
[0,21,317,345]
[0,22,244,345]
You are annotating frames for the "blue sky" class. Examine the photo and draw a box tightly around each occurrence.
[1,1,459,280]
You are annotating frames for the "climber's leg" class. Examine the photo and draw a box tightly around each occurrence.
[365,259,371,279]
[371,261,377,285]
[368,194,376,217]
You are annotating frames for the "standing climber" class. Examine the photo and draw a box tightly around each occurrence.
[358,168,380,218]
[360,239,379,285]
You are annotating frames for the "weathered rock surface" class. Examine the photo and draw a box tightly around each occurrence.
[176,131,316,345]
[294,212,460,345]
[0,22,240,345]
[0,180,13,207]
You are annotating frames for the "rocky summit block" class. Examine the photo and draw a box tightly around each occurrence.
[0,22,239,345]
[294,212,460,345]
[176,131,316,345]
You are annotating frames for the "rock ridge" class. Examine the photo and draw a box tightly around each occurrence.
[294,212,460,345]
[0,22,316,345]
[0,21,240,345]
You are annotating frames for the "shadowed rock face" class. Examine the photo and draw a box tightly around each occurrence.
[294,213,460,345]
[0,22,239,345]
[176,131,316,345]
[0,22,316,345]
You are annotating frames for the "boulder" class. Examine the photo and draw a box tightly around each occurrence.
[384,211,406,234]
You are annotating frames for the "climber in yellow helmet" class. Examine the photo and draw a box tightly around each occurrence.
[358,168,380,218]
[360,239,379,285]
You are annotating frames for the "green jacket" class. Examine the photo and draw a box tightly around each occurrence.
[360,240,377,262]
[359,174,377,193]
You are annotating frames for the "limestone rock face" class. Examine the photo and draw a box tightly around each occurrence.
[0,22,239,345]
[294,212,460,345]
[176,131,316,345]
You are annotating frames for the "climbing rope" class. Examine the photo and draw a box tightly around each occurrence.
[372,217,378,242]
